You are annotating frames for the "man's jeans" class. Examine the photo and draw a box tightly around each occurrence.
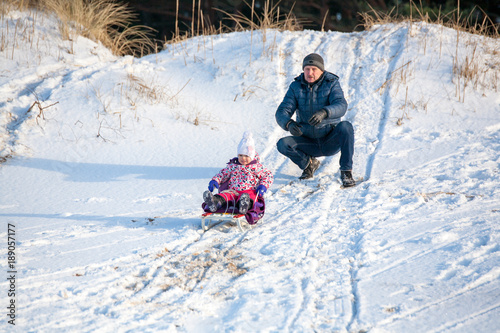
[277,121,354,171]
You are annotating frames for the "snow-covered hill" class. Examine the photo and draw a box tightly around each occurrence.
[1,8,499,332]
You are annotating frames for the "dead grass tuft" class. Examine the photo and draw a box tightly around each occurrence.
[362,1,499,103]
[360,0,498,38]
[39,0,156,56]
[215,0,303,34]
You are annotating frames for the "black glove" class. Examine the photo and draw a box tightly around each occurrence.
[287,121,303,136]
[308,109,328,126]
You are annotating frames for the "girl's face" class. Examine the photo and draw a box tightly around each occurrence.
[238,154,252,165]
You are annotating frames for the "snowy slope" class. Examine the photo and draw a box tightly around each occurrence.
[0,9,499,332]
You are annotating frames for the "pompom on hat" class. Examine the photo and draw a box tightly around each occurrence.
[237,131,256,159]
[303,53,325,72]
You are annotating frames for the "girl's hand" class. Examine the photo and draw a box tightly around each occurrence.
[256,185,267,197]
[208,180,219,192]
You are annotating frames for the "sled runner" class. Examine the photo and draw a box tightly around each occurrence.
[201,212,249,232]
[201,194,266,232]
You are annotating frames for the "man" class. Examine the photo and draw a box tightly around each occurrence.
[275,53,355,187]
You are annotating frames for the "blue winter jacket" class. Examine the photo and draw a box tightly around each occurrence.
[275,71,348,139]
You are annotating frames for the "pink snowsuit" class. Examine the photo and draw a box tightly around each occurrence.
[211,153,274,204]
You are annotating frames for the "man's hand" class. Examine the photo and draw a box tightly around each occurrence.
[287,121,303,136]
[308,109,328,126]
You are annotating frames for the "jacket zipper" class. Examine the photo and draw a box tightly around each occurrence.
[309,84,315,136]
[308,85,314,113]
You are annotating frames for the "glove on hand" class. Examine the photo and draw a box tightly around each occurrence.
[208,180,219,192]
[287,121,303,137]
[308,109,328,126]
[256,185,267,197]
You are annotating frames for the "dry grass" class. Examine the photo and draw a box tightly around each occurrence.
[360,0,499,61]
[215,0,303,34]
[166,0,303,63]
[168,0,303,43]
[217,0,303,63]
[124,73,170,106]
[1,0,156,57]
[1,0,32,13]
[362,1,499,103]
[38,0,156,57]
[359,6,400,30]
[360,1,499,38]
[167,0,220,47]
[1,2,42,60]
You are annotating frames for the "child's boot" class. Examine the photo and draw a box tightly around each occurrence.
[238,193,251,214]
[203,191,225,212]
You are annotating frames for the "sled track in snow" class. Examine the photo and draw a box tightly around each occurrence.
[363,32,408,182]
[333,25,409,331]
[340,26,410,183]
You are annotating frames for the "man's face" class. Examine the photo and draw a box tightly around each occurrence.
[304,66,323,83]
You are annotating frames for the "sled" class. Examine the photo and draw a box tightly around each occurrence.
[201,194,266,232]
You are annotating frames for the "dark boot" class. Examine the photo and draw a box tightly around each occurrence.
[203,191,226,212]
[238,193,251,214]
[299,157,320,180]
[341,170,356,187]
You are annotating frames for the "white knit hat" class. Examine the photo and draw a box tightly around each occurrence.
[237,131,256,159]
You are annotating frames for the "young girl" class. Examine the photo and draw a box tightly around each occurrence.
[203,131,274,214]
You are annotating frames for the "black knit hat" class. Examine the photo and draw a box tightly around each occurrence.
[303,53,324,71]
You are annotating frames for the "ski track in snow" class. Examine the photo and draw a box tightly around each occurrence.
[1,10,499,332]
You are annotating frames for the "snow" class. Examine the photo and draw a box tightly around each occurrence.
[1,9,499,332]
